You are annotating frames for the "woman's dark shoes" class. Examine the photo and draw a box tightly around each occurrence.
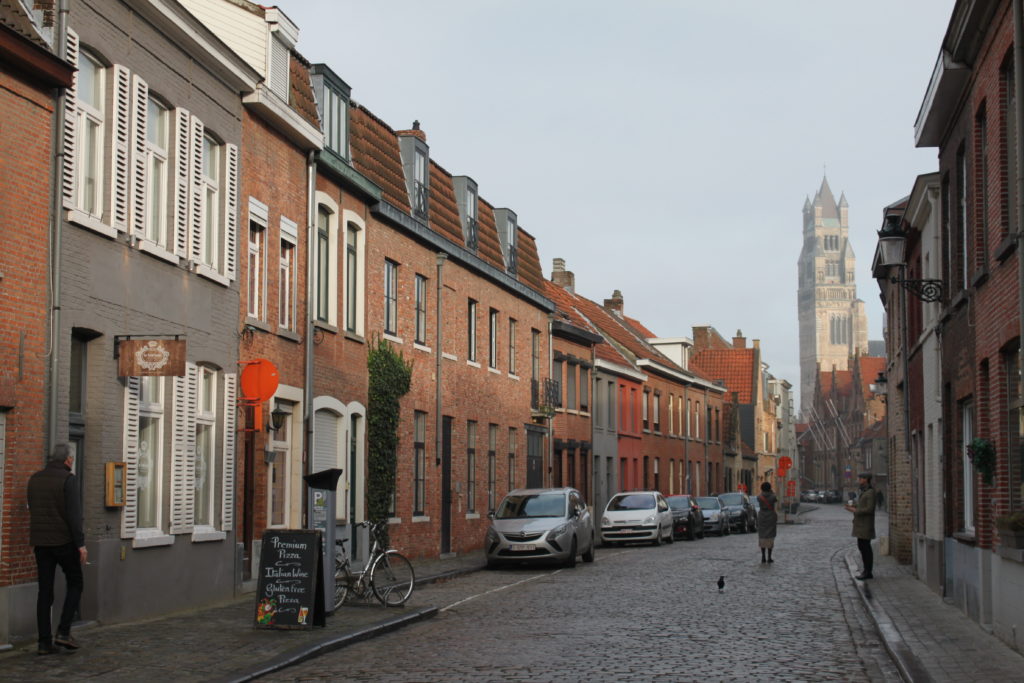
[761,557,766,563]
[37,642,58,655]
[54,633,80,650]
[855,572,873,580]
[768,558,774,563]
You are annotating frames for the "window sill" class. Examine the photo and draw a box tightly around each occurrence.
[387,517,402,525]
[245,317,272,334]
[277,329,301,343]
[138,239,180,266]
[412,515,431,523]
[508,373,520,381]
[466,360,481,368]
[488,367,501,375]
[195,263,230,287]
[315,321,338,335]
[66,207,119,239]
[413,342,432,353]
[191,527,226,543]
[442,352,458,361]
[383,332,404,345]
[995,234,1017,263]
[465,512,480,520]
[132,531,174,548]
[952,531,977,545]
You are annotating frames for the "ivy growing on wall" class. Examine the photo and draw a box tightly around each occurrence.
[366,337,412,531]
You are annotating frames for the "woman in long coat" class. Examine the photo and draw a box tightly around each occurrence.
[757,481,778,563]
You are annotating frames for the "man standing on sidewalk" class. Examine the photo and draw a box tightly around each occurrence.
[27,443,87,655]
[844,472,876,580]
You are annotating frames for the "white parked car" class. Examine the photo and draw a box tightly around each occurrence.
[600,491,674,546]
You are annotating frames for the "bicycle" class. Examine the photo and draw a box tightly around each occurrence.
[333,520,415,609]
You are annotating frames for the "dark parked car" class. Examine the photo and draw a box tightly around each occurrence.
[666,494,705,540]
[718,492,756,533]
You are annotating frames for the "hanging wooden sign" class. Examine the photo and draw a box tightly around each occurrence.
[117,339,186,376]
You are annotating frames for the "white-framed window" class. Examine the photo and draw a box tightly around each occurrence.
[962,402,975,533]
[194,366,218,529]
[508,427,517,492]
[384,259,399,335]
[201,135,221,269]
[653,393,661,432]
[268,401,293,528]
[508,318,517,375]
[505,217,518,273]
[279,236,295,331]
[415,274,428,345]
[413,411,426,516]
[247,217,266,320]
[137,377,165,534]
[345,220,362,333]
[467,420,477,513]
[315,204,334,324]
[488,308,498,369]
[144,97,169,246]
[465,185,478,250]
[322,85,348,159]
[413,148,428,218]
[467,299,478,362]
[76,50,105,216]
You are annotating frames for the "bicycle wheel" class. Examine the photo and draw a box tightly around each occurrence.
[369,551,415,606]
[333,558,349,610]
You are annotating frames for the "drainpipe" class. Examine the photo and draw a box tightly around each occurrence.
[547,314,554,487]
[304,150,316,523]
[1013,0,1024,514]
[47,0,71,455]
[434,253,446,469]
[703,386,709,495]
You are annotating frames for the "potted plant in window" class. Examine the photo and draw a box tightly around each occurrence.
[967,437,996,486]
[995,510,1024,550]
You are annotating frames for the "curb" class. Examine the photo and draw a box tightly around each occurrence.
[216,562,486,682]
[843,554,933,683]
[215,605,439,683]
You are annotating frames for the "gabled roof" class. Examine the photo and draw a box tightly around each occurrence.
[290,52,319,128]
[347,104,546,295]
[626,316,657,339]
[857,356,886,399]
[690,348,756,404]
[820,368,854,398]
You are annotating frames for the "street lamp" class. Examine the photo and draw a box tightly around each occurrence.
[877,214,944,303]
[869,372,887,396]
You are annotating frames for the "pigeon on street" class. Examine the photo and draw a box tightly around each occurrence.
[717,576,725,593]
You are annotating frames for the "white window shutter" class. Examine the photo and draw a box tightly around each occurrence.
[110,64,131,232]
[221,372,237,531]
[129,74,148,238]
[185,364,198,528]
[224,143,239,280]
[172,108,190,258]
[61,29,79,207]
[189,116,205,262]
[170,370,191,534]
[121,377,141,539]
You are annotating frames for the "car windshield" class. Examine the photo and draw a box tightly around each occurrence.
[666,496,692,510]
[697,497,720,510]
[495,492,566,519]
[607,493,656,511]
[719,493,744,505]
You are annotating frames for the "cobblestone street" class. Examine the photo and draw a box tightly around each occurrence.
[266,506,899,682]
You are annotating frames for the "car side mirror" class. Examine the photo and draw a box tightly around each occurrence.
[487,512,495,520]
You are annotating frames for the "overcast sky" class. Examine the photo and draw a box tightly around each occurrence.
[277,0,955,406]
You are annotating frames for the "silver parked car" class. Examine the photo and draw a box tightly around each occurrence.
[696,496,730,536]
[600,491,674,546]
[485,488,596,568]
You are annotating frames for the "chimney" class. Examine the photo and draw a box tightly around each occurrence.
[551,258,575,293]
[604,289,624,317]
[732,329,746,348]
[396,120,427,141]
[753,339,760,349]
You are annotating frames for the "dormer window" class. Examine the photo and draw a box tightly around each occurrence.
[398,124,429,222]
[453,176,479,251]
[493,208,518,275]
[311,65,351,161]
[413,149,428,218]
[265,8,299,102]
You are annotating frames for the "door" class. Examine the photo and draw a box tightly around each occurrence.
[441,416,453,554]
[526,428,543,488]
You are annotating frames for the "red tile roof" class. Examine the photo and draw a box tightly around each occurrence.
[690,349,756,404]
[348,104,545,295]
[857,356,886,399]
[626,316,657,339]
[820,369,854,398]
[289,52,320,129]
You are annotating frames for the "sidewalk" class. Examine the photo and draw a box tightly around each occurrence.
[0,551,487,682]
[841,547,1024,682]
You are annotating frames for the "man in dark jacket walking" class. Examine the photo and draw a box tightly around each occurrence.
[27,444,87,655]
[844,472,877,580]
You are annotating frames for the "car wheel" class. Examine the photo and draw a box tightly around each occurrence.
[566,537,578,568]
[653,526,664,546]
[723,523,730,536]
[582,534,596,563]
[687,523,696,541]
[666,526,675,544]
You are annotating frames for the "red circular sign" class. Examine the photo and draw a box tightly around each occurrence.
[240,359,279,402]
[779,456,793,470]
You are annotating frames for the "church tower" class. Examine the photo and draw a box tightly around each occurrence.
[797,176,869,417]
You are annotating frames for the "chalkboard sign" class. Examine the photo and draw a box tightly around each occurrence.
[254,529,325,629]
